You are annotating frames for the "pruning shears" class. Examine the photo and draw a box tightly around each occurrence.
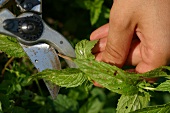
[0,0,77,99]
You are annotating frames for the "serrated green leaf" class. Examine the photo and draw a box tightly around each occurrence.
[117,93,150,113]
[75,39,98,59]
[33,68,86,88]
[136,66,170,78]
[0,35,26,57]
[75,59,139,95]
[131,103,170,113]
[156,80,170,92]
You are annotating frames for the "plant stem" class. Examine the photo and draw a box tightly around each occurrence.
[58,53,74,61]
[1,57,15,76]
[142,87,156,91]
[35,79,44,96]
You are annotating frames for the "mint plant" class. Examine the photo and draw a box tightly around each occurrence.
[31,39,170,113]
[1,34,170,112]
[0,35,26,58]
[0,1,170,112]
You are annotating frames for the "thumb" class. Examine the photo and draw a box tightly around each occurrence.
[99,3,136,67]
[101,26,134,67]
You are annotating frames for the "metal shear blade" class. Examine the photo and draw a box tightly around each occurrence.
[0,0,76,99]
[0,8,61,99]
[0,0,9,8]
[21,43,61,99]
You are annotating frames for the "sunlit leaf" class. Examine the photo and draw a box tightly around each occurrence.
[117,93,150,113]
[136,66,170,78]
[75,39,98,59]
[75,59,139,95]
[156,80,170,92]
[0,35,26,57]
[131,103,170,113]
[33,68,86,88]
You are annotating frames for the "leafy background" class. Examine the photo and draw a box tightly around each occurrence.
[0,0,170,113]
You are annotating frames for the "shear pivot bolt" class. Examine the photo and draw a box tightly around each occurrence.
[21,22,35,33]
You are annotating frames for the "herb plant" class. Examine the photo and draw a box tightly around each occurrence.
[1,0,170,113]
[32,39,170,113]
[1,34,170,112]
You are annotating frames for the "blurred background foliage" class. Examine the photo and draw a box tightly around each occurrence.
[43,0,112,46]
[0,0,170,113]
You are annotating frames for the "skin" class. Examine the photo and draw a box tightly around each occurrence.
[90,0,170,74]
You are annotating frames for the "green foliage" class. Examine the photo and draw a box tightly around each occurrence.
[33,68,86,88]
[75,39,98,59]
[33,40,170,112]
[156,80,170,92]
[78,87,115,113]
[0,35,26,58]
[75,0,109,25]
[1,0,170,113]
[75,59,139,95]
[131,103,170,113]
[136,66,170,78]
[117,93,150,113]
[53,94,79,112]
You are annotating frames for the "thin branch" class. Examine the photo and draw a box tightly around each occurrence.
[1,57,15,76]
[35,79,44,97]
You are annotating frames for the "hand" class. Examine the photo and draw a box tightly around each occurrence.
[90,0,170,73]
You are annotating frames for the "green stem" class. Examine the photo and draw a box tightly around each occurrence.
[142,86,156,91]
[35,79,44,96]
